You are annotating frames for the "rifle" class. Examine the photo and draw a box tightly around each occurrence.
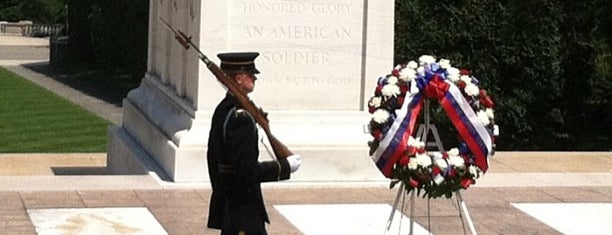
[159,17,293,159]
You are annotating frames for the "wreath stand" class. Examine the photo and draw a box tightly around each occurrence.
[384,100,478,235]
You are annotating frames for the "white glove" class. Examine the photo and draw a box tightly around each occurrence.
[286,154,302,173]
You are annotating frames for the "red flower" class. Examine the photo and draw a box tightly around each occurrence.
[399,155,410,166]
[371,130,383,140]
[479,89,488,97]
[409,178,419,188]
[375,85,383,96]
[368,106,376,113]
[457,80,466,90]
[392,69,400,77]
[432,166,441,175]
[479,89,494,108]
[405,146,417,156]
[460,178,473,189]
[416,148,426,154]
[396,96,405,107]
[480,95,495,108]
[448,169,457,178]
[399,83,409,94]
[460,69,470,75]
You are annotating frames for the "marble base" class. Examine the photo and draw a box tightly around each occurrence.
[107,74,384,183]
[275,203,431,235]
[107,75,209,183]
[512,203,612,235]
[108,113,385,183]
[27,207,168,235]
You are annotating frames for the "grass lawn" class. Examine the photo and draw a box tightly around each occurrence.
[0,66,110,152]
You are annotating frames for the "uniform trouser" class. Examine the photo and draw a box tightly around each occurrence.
[220,229,267,235]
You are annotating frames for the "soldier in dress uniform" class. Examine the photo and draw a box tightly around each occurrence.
[206,52,302,235]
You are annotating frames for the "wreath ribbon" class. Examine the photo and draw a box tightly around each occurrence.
[372,74,492,178]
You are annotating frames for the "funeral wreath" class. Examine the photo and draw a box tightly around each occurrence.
[368,55,499,199]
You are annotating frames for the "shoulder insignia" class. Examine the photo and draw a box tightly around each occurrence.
[233,109,256,124]
[223,108,257,141]
[235,109,249,117]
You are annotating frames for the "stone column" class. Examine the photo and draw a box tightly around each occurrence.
[107,0,394,183]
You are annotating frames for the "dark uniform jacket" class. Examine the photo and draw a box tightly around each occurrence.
[207,94,291,233]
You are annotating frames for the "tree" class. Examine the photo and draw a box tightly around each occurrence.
[393,0,600,150]
[0,0,22,22]
[0,0,66,23]
[559,0,612,149]
[88,0,149,78]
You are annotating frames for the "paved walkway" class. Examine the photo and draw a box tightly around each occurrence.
[1,35,612,235]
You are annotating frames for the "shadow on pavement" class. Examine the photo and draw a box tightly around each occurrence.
[20,61,138,107]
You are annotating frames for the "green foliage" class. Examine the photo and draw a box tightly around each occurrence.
[395,0,611,150]
[0,67,110,152]
[0,0,66,23]
[88,0,149,78]
[558,0,612,149]
[499,1,565,149]
[0,0,21,21]
[62,0,148,83]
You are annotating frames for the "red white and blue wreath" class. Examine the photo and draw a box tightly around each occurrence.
[367,55,499,199]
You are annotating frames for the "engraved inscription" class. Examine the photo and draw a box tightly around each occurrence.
[257,76,351,86]
[261,51,331,65]
[245,26,351,40]
[241,2,350,15]
[229,0,364,108]
[311,3,350,14]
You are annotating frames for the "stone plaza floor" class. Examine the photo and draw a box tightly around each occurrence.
[0,152,610,235]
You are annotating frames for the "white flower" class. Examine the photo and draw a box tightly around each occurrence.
[448,155,465,168]
[415,153,432,167]
[407,61,418,69]
[408,157,418,170]
[447,148,460,156]
[438,59,451,69]
[407,136,417,146]
[447,67,460,82]
[433,174,444,184]
[431,152,443,159]
[419,55,436,65]
[407,136,425,148]
[399,68,416,82]
[387,76,399,85]
[460,75,472,84]
[381,84,401,97]
[486,108,494,119]
[469,165,481,177]
[464,83,480,96]
[477,110,491,125]
[369,97,382,108]
[372,109,390,124]
[416,66,425,77]
[433,154,449,170]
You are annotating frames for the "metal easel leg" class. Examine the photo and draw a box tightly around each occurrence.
[454,193,468,235]
[455,191,478,235]
[386,182,405,231]
[385,186,419,235]
[409,190,416,235]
